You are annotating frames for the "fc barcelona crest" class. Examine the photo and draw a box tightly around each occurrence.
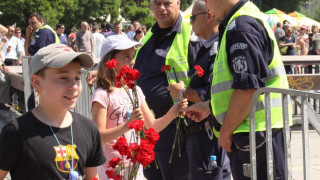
[54,144,79,173]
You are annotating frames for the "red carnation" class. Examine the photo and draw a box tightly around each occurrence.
[140,139,155,150]
[105,59,118,69]
[129,69,141,81]
[106,169,115,178]
[112,137,129,156]
[144,128,160,145]
[128,120,144,132]
[91,177,98,180]
[108,157,122,169]
[194,65,204,77]
[113,174,123,180]
[161,65,171,72]
[137,148,155,167]
[129,143,139,151]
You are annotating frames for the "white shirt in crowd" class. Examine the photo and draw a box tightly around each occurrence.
[92,32,105,60]
[1,36,23,60]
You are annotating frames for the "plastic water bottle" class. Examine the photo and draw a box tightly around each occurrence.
[12,93,19,110]
[208,155,218,171]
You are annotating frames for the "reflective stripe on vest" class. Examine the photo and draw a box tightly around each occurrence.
[135,20,192,102]
[210,1,292,134]
[40,25,60,44]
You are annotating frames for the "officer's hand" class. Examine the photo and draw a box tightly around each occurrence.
[167,81,185,99]
[182,100,210,122]
[218,126,233,153]
[86,70,98,87]
[26,26,33,37]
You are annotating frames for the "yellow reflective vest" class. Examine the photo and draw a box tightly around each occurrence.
[210,1,292,134]
[135,20,192,102]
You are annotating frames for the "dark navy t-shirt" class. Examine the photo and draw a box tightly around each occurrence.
[279,36,296,55]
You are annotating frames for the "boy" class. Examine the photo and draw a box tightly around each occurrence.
[0,44,106,179]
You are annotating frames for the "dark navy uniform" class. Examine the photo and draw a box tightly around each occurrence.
[134,15,191,180]
[186,33,231,180]
[218,0,286,179]
[28,28,56,56]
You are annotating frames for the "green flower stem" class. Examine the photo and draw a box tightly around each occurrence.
[169,117,181,163]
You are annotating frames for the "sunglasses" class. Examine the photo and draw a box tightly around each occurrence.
[190,12,207,23]
[15,31,21,34]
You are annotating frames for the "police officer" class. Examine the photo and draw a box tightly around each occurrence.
[25,12,60,56]
[168,1,231,179]
[134,0,192,179]
[183,0,290,179]
[25,12,60,111]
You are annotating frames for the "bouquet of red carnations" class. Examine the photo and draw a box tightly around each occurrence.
[161,64,204,163]
[105,59,160,180]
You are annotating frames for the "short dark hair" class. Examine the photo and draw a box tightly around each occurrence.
[56,24,64,29]
[114,22,121,27]
[29,12,46,23]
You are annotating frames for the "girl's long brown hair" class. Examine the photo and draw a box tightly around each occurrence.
[96,50,119,92]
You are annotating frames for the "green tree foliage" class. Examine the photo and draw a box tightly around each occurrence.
[299,0,320,22]
[180,0,193,11]
[0,0,193,33]
[121,0,155,28]
[252,0,305,13]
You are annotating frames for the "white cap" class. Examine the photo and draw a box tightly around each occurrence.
[100,35,142,59]
[29,44,94,77]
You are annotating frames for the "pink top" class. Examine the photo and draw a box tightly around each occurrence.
[91,86,145,167]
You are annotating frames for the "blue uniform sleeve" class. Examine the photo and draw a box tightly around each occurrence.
[28,28,55,55]
[225,16,274,90]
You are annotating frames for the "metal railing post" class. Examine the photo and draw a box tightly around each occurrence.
[301,97,310,180]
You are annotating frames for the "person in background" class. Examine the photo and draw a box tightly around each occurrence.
[0,26,23,65]
[275,22,285,46]
[133,29,144,43]
[279,27,296,74]
[0,60,10,110]
[108,22,127,37]
[142,25,148,35]
[92,25,105,60]
[75,21,94,57]
[25,12,60,56]
[127,21,142,40]
[56,24,68,45]
[14,27,25,56]
[308,25,320,73]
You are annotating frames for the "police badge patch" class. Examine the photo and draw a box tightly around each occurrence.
[233,56,247,73]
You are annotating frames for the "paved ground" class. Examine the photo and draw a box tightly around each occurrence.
[0,110,319,179]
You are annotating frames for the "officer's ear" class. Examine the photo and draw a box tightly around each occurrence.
[207,11,214,22]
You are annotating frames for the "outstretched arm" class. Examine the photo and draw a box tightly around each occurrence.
[142,99,188,132]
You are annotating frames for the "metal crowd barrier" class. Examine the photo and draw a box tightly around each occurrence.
[21,56,93,118]
[246,87,320,180]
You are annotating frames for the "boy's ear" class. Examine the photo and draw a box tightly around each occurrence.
[30,75,42,91]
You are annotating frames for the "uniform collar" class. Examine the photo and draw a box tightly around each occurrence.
[219,0,248,31]
[151,13,183,35]
[203,33,219,49]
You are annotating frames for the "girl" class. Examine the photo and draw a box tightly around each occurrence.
[91,35,187,179]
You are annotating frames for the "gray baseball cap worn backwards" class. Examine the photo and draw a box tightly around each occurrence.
[29,44,94,77]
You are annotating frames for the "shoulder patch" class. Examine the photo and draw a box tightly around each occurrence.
[232,56,247,73]
[227,20,236,31]
[230,43,248,54]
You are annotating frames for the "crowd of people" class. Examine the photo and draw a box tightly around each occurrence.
[0,0,315,179]
[274,20,320,74]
